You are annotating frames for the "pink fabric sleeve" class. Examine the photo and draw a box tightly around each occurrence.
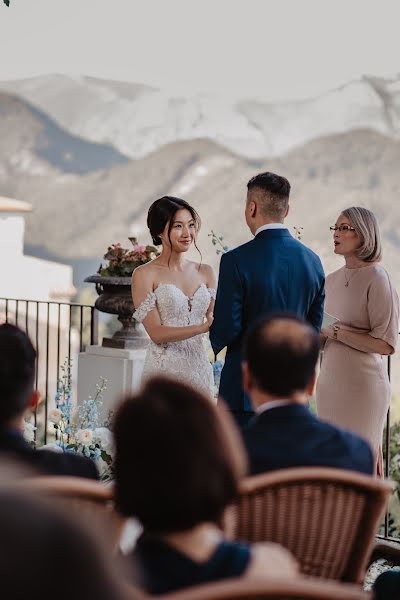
[368,268,399,351]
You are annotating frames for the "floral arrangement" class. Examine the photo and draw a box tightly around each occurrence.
[208,230,229,255]
[97,237,159,277]
[209,227,304,252]
[23,420,36,444]
[45,360,114,480]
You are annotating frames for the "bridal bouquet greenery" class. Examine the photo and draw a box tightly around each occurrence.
[97,237,159,277]
[44,360,114,480]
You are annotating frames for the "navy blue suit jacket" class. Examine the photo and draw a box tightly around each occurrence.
[0,428,99,479]
[210,229,325,412]
[242,404,374,476]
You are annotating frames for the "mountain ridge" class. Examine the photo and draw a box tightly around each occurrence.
[2,73,400,160]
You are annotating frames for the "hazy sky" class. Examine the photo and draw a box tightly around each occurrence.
[1,0,399,100]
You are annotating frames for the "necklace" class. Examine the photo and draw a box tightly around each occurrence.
[344,268,360,287]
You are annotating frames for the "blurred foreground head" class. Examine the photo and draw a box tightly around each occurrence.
[243,315,320,401]
[0,488,127,600]
[114,376,247,532]
[0,324,38,427]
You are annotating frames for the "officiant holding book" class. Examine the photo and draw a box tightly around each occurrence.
[210,172,325,428]
[317,207,399,475]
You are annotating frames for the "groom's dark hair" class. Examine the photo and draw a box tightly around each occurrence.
[244,314,319,397]
[247,171,290,220]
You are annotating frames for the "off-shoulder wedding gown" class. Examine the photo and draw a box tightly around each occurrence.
[133,283,216,397]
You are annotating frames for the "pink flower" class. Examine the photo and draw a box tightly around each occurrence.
[131,244,146,253]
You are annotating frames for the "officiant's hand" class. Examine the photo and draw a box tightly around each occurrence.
[322,322,342,340]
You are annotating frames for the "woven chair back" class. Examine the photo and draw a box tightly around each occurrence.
[15,476,125,552]
[223,468,393,583]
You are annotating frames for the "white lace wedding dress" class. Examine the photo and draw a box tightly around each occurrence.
[133,283,216,397]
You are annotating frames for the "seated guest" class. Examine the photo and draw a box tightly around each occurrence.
[114,377,298,595]
[0,488,129,600]
[0,323,98,479]
[242,315,374,475]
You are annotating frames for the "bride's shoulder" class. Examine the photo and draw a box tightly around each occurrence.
[132,261,157,284]
[196,262,216,286]
[197,262,214,274]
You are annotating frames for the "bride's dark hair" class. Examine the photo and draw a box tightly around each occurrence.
[147,196,202,263]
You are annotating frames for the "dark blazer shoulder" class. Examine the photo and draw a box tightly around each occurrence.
[36,449,100,480]
[223,239,254,261]
[243,405,374,475]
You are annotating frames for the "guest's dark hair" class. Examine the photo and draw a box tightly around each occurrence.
[114,377,247,533]
[0,324,36,424]
[244,314,319,397]
[247,172,291,220]
[0,490,127,600]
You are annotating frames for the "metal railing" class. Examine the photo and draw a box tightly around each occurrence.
[0,297,99,444]
[1,295,400,544]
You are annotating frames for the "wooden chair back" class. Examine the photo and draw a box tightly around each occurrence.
[16,476,126,552]
[136,577,371,599]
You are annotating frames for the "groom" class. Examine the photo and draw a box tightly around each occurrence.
[210,172,325,428]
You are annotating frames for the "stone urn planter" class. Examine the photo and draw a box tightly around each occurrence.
[84,274,148,349]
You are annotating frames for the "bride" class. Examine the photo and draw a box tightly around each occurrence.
[132,196,217,397]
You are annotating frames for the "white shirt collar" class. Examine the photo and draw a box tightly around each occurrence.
[256,399,293,415]
[255,223,287,237]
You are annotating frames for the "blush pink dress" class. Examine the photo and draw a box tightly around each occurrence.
[316,264,399,459]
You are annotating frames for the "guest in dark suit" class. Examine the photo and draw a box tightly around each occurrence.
[0,488,128,600]
[0,323,98,479]
[210,172,325,428]
[242,315,374,475]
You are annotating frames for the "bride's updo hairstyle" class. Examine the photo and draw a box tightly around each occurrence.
[147,195,202,262]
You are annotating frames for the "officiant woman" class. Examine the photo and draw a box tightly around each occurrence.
[316,207,399,474]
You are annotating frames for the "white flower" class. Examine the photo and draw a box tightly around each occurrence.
[40,441,64,453]
[76,428,93,446]
[94,427,114,455]
[23,421,36,443]
[49,408,62,424]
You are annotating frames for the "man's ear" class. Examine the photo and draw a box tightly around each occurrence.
[306,372,317,397]
[28,390,40,410]
[250,200,257,217]
[242,361,252,392]
[284,203,290,218]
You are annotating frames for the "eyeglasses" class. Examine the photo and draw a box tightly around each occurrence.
[330,225,356,233]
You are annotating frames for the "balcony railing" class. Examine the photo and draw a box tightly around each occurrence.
[0,297,99,444]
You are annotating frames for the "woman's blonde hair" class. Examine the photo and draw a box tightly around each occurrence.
[342,206,382,262]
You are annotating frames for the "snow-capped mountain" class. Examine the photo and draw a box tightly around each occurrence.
[1,73,400,160]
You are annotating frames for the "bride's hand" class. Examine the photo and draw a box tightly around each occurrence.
[201,313,214,333]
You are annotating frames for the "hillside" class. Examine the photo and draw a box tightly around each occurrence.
[1,130,399,294]
[0,91,128,176]
[2,74,400,160]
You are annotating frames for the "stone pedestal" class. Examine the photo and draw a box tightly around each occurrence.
[77,345,146,421]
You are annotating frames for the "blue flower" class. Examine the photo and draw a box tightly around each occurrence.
[92,447,101,460]
[213,360,224,387]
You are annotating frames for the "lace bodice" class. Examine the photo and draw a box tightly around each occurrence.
[133,283,216,326]
[133,283,216,398]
